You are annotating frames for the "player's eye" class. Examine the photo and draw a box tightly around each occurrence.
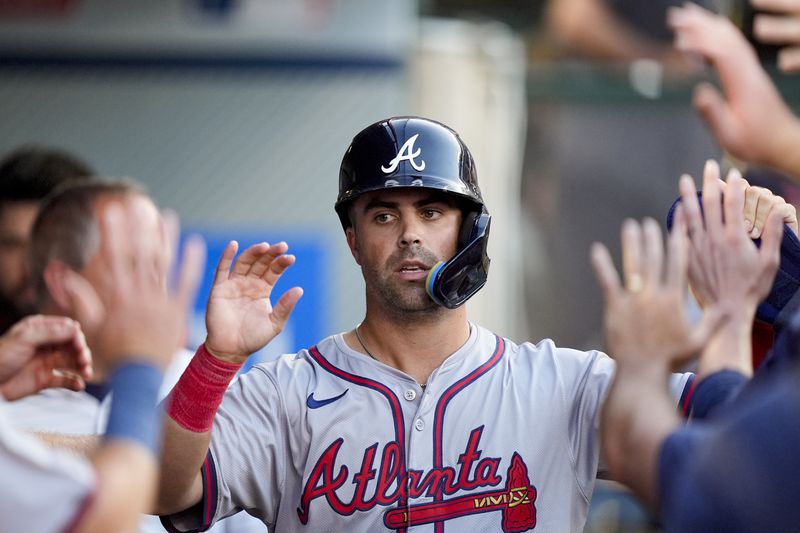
[374,212,395,223]
[421,209,442,220]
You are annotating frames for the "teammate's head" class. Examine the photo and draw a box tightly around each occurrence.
[336,117,491,309]
[0,145,94,324]
[31,179,160,376]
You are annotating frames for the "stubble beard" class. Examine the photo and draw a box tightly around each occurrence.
[362,247,445,322]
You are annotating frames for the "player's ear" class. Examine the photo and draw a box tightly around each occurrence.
[42,260,72,311]
[345,226,362,266]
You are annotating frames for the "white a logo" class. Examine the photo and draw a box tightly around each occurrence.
[381,134,426,174]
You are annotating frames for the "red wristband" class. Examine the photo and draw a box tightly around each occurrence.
[166,344,242,432]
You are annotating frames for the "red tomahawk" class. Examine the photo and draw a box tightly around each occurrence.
[383,453,537,532]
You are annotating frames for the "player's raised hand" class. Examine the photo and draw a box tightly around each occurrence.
[591,217,722,368]
[680,160,783,315]
[0,314,92,401]
[204,241,303,364]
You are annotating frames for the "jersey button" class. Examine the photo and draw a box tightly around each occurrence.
[414,418,425,431]
[404,389,417,401]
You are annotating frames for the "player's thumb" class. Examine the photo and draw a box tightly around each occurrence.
[693,82,739,154]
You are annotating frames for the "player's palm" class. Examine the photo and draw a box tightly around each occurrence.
[205,241,303,364]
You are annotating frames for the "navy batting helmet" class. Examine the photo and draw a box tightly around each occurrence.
[335,116,491,309]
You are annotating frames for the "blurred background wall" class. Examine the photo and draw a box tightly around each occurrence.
[1,0,798,359]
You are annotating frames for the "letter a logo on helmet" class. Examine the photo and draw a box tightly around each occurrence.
[381,133,426,173]
[335,116,492,309]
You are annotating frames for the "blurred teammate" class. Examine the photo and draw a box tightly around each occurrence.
[0,145,94,333]
[0,198,205,532]
[3,180,264,533]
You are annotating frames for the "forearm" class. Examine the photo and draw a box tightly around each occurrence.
[696,314,754,378]
[155,344,242,515]
[76,442,157,533]
[765,113,800,181]
[154,417,209,515]
[34,433,101,456]
[602,363,681,509]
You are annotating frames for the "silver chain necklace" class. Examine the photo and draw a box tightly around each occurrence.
[355,323,426,389]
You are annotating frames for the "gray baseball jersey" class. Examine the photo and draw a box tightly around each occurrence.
[162,323,692,533]
[0,400,96,533]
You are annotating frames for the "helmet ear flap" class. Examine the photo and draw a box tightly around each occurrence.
[458,211,480,249]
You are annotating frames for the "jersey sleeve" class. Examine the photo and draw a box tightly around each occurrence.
[0,406,96,533]
[561,349,693,499]
[160,365,290,532]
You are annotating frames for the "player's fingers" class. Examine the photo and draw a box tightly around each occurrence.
[679,174,705,240]
[174,234,207,315]
[751,191,781,239]
[101,204,132,294]
[742,185,761,233]
[251,242,289,279]
[666,207,689,289]
[262,254,296,295]
[759,210,784,277]
[723,168,748,237]
[230,242,271,277]
[642,218,664,286]
[67,326,93,381]
[621,219,644,293]
[160,209,180,285]
[751,0,800,13]
[61,270,104,332]
[753,14,800,44]
[213,241,238,285]
[13,315,81,350]
[591,242,623,301]
[701,160,724,238]
[270,287,304,333]
[778,46,800,72]
[45,368,86,393]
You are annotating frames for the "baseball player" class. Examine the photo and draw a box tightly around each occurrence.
[0,145,94,334]
[0,198,205,533]
[156,117,740,532]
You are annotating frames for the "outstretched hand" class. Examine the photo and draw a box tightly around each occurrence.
[591,217,722,369]
[204,241,303,364]
[679,160,783,315]
[668,3,800,174]
[0,315,92,401]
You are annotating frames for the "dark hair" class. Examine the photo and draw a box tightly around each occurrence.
[30,179,146,304]
[0,145,94,204]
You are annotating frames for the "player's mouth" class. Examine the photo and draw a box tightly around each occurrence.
[395,260,431,281]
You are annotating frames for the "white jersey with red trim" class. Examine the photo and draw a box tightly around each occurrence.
[0,399,96,533]
[162,323,692,533]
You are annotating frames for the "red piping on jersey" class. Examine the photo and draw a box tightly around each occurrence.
[431,335,505,533]
[680,374,698,417]
[308,345,408,530]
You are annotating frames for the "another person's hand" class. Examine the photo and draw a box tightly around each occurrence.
[591,216,720,369]
[668,4,800,176]
[752,0,800,72]
[739,181,798,238]
[204,241,303,364]
[680,161,783,314]
[0,315,92,401]
[64,203,205,370]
